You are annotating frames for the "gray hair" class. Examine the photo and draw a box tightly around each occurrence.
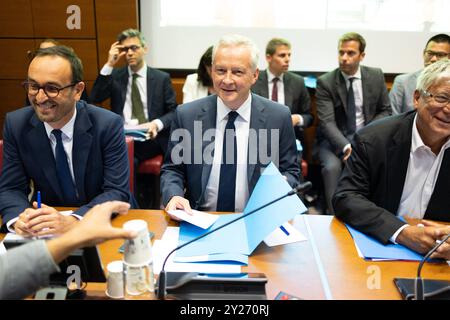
[416,58,450,91]
[212,34,259,71]
[117,28,146,47]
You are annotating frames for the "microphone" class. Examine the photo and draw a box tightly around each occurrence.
[415,232,450,300]
[156,181,312,299]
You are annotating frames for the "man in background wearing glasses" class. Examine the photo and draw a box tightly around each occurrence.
[0,46,132,237]
[334,59,450,260]
[390,34,450,115]
[90,28,177,208]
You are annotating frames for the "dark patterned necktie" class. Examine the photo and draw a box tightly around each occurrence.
[271,77,279,102]
[347,77,356,135]
[131,73,147,124]
[216,111,239,212]
[52,129,78,204]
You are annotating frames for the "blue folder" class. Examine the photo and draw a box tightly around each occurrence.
[175,162,307,264]
[346,224,429,261]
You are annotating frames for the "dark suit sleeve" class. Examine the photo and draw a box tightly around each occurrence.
[293,77,313,128]
[332,133,406,244]
[160,108,187,205]
[89,74,114,104]
[0,114,33,227]
[316,77,349,152]
[73,115,131,216]
[372,69,392,122]
[278,109,301,187]
[158,73,178,129]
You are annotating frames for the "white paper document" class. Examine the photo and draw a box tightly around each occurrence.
[152,227,241,275]
[263,222,307,247]
[167,209,219,229]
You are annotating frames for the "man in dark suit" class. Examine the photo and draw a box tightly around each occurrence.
[90,28,177,162]
[161,35,300,214]
[333,59,450,259]
[0,46,131,236]
[316,32,391,214]
[252,38,313,146]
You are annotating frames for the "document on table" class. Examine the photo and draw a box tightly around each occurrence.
[263,222,307,247]
[175,162,308,264]
[152,227,241,275]
[167,209,219,229]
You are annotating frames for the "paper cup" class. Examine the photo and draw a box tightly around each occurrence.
[105,260,124,299]
[122,220,152,266]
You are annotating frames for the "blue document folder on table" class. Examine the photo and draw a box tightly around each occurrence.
[346,224,427,261]
[175,163,307,264]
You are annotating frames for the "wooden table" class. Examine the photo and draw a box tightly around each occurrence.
[81,210,450,300]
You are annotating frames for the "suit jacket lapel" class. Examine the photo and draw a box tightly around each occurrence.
[361,66,371,123]
[119,68,129,112]
[199,96,218,200]
[425,148,450,221]
[248,95,267,192]
[258,71,269,98]
[27,115,62,201]
[146,67,154,119]
[336,71,348,113]
[283,73,293,109]
[386,113,414,212]
[72,102,93,202]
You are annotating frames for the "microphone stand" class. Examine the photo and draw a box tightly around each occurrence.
[156,181,312,299]
[415,232,450,300]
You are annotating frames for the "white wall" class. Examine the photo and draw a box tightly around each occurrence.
[140,0,449,74]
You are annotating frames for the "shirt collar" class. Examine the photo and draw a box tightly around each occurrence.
[217,94,252,123]
[341,66,361,81]
[411,113,450,153]
[267,69,284,83]
[128,62,147,78]
[44,106,77,141]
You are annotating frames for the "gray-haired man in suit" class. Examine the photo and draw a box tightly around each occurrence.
[161,35,300,215]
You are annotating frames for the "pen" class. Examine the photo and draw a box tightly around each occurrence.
[37,191,41,209]
[279,225,290,236]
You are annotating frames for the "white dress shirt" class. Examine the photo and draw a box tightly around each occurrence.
[7,109,81,232]
[202,95,251,212]
[100,63,163,131]
[391,114,450,242]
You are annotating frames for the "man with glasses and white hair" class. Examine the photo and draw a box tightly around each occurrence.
[390,34,450,115]
[333,59,450,259]
[161,34,300,216]
[90,28,177,165]
[0,46,132,236]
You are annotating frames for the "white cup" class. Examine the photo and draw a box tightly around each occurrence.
[122,220,152,266]
[124,263,155,296]
[105,260,124,299]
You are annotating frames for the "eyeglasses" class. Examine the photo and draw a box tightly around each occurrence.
[22,81,77,98]
[119,45,141,53]
[422,90,450,106]
[424,50,450,59]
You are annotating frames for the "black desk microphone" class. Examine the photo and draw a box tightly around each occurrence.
[415,232,450,300]
[156,181,312,300]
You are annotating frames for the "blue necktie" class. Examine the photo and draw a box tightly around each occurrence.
[216,111,239,212]
[52,129,78,205]
[346,77,356,135]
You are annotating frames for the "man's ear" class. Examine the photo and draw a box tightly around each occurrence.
[413,89,421,110]
[74,82,85,101]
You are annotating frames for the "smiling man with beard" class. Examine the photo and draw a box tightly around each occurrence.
[0,46,132,236]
